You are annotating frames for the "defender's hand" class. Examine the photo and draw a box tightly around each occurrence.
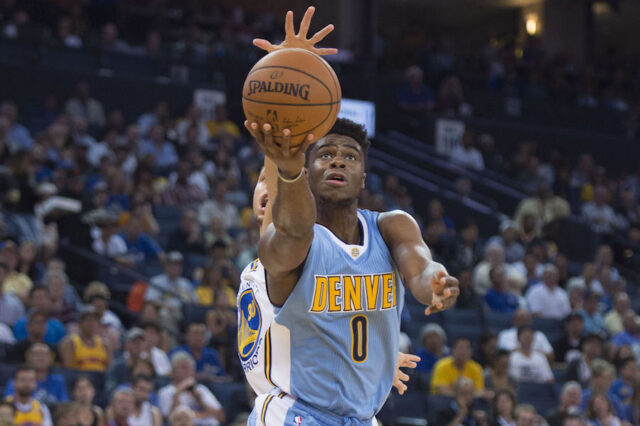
[393,352,420,395]
[425,271,460,316]
[244,121,314,178]
[253,7,338,56]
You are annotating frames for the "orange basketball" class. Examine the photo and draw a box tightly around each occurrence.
[242,48,342,146]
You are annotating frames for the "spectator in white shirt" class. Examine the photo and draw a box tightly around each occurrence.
[581,185,625,234]
[450,129,485,171]
[64,81,106,129]
[197,182,240,230]
[158,352,225,426]
[498,308,554,361]
[509,326,554,384]
[141,320,172,376]
[525,264,571,320]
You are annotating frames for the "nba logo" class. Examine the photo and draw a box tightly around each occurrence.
[294,416,303,425]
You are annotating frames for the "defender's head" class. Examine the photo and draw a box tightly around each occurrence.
[252,167,268,225]
[306,118,370,204]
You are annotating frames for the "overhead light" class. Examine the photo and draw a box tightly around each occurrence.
[525,13,538,35]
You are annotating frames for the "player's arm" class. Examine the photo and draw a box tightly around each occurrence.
[379,210,459,314]
[246,123,316,305]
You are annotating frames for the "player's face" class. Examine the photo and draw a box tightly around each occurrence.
[307,135,366,203]
[253,168,268,224]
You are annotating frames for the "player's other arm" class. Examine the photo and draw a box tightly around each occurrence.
[379,210,459,314]
[247,123,316,305]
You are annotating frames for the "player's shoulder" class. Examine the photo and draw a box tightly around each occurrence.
[377,209,420,237]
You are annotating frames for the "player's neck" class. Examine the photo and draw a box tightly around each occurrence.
[316,201,361,245]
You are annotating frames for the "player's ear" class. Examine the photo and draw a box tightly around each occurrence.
[361,172,367,189]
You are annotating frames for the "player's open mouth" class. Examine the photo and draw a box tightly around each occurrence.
[325,172,347,186]
[259,193,268,212]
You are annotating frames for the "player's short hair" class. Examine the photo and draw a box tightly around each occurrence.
[308,118,370,168]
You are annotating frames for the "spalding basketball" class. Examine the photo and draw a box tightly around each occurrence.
[242,48,342,146]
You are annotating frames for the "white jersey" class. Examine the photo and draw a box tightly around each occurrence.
[237,259,276,395]
[128,401,154,426]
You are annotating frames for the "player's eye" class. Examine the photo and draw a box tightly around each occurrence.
[345,154,356,161]
[321,152,332,159]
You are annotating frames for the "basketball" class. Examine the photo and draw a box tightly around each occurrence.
[242,48,342,146]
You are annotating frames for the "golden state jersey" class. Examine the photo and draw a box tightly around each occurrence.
[237,258,276,395]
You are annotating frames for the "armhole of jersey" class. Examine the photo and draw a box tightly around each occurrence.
[264,245,312,308]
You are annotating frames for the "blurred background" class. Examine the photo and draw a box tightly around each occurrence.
[1,0,640,425]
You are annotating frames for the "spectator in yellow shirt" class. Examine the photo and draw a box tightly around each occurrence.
[206,104,239,138]
[431,337,491,399]
[195,262,236,309]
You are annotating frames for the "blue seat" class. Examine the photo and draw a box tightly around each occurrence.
[516,382,557,417]
[442,308,484,326]
[206,381,247,422]
[426,395,454,425]
[553,368,567,384]
[485,311,513,334]
[532,318,564,345]
[0,364,17,390]
[182,303,211,326]
[444,323,483,349]
[378,392,427,425]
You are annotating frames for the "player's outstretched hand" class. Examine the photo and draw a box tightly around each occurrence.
[425,270,460,316]
[244,121,314,178]
[253,6,338,56]
[393,352,421,395]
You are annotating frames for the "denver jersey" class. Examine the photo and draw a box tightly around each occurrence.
[237,258,276,395]
[267,209,405,420]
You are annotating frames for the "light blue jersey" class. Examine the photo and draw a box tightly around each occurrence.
[266,209,404,420]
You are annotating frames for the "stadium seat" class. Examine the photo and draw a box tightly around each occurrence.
[206,381,247,422]
[182,303,211,326]
[0,364,17,389]
[444,323,483,348]
[516,382,557,417]
[442,308,484,327]
[532,318,564,344]
[552,368,567,384]
[426,395,453,425]
[485,311,513,334]
[378,392,428,425]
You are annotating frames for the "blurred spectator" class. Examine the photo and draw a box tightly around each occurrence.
[397,65,434,115]
[478,133,505,173]
[546,381,583,426]
[509,325,554,384]
[451,219,482,273]
[475,333,498,368]
[64,81,106,129]
[83,282,123,347]
[415,323,448,374]
[105,328,147,396]
[6,366,53,426]
[14,286,66,345]
[611,310,640,347]
[484,349,516,394]
[6,310,59,363]
[455,268,482,309]
[59,306,112,372]
[1,240,34,302]
[426,199,455,234]
[101,22,129,53]
[55,16,82,48]
[566,334,604,388]
[473,243,506,295]
[53,402,79,426]
[158,352,225,425]
[137,101,169,138]
[585,392,622,426]
[128,375,162,426]
[555,312,586,364]
[139,124,178,170]
[580,360,626,421]
[0,261,25,326]
[484,265,519,313]
[513,404,540,426]
[514,183,570,236]
[195,261,236,308]
[169,405,197,426]
[609,357,636,405]
[525,264,570,320]
[198,181,240,230]
[604,293,631,336]
[70,376,105,426]
[206,104,240,139]
[487,220,525,264]
[90,209,129,264]
[174,105,210,147]
[17,240,41,283]
[491,389,517,426]
[160,161,207,208]
[0,100,32,151]
[450,129,485,171]
[168,209,206,254]
[45,269,79,324]
[121,214,164,265]
[434,377,486,426]
[146,251,196,335]
[140,320,171,376]
[498,308,554,360]
[431,337,487,397]
[4,343,67,406]
[172,322,226,379]
[581,185,625,234]
[107,388,135,425]
[579,289,607,336]
[437,74,472,117]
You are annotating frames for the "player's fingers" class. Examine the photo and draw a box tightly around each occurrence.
[395,382,407,395]
[309,24,334,44]
[262,123,275,149]
[400,359,418,369]
[299,6,315,38]
[245,121,263,143]
[398,371,409,382]
[281,126,291,154]
[285,11,295,36]
[444,287,460,299]
[253,39,275,52]
[314,47,339,56]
